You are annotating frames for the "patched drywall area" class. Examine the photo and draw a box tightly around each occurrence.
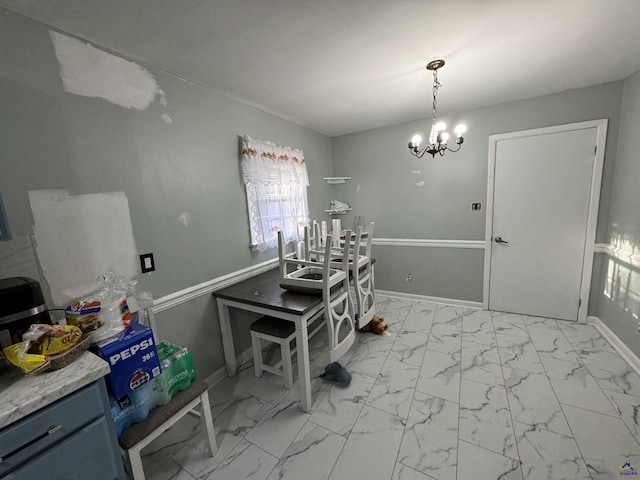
[49,30,166,111]
[29,190,137,306]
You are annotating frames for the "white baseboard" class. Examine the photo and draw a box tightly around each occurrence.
[376,289,484,309]
[588,315,640,377]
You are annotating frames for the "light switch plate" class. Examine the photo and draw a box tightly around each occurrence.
[140,253,155,273]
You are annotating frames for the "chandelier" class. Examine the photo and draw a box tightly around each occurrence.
[408,59,466,158]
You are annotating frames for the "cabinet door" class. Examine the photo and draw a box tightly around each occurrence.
[5,417,121,480]
[0,382,104,475]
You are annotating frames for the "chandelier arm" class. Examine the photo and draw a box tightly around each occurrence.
[411,147,427,159]
[445,144,463,153]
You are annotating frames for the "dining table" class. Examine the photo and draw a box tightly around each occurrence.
[212,266,326,412]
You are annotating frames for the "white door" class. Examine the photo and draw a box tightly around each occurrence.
[486,121,606,321]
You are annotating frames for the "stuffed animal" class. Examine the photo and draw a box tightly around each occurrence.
[359,316,388,334]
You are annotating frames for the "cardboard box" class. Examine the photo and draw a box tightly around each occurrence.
[96,322,161,399]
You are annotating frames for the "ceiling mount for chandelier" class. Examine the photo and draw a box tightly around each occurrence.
[408,59,466,158]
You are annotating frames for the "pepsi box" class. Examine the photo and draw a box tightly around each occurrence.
[95,322,162,399]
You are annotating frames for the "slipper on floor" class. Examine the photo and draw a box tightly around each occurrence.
[319,362,352,386]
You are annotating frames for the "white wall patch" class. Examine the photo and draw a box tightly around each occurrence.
[29,190,137,306]
[178,212,191,227]
[161,113,173,124]
[416,181,425,187]
[49,31,164,111]
[411,170,422,174]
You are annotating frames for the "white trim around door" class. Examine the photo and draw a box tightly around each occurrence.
[483,119,608,322]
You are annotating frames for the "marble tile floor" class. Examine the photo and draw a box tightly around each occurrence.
[141,296,640,480]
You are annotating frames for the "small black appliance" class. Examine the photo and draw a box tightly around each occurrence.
[0,277,52,348]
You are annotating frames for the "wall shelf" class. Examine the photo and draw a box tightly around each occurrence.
[323,177,351,184]
[325,208,352,215]
[324,177,351,215]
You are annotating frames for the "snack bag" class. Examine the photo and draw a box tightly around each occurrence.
[65,300,102,333]
[22,324,83,356]
[2,343,50,374]
[69,272,136,343]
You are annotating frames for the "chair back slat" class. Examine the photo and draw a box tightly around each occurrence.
[323,232,355,362]
[351,222,376,327]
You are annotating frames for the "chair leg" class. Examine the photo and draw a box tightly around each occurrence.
[127,446,145,480]
[251,331,263,378]
[281,340,293,389]
[199,390,218,456]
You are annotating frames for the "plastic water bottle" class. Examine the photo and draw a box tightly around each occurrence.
[170,347,196,394]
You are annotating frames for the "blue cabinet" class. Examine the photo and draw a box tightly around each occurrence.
[0,379,125,479]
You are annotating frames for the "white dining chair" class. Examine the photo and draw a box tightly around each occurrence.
[250,231,356,385]
[322,232,357,362]
[351,223,376,328]
[308,222,376,328]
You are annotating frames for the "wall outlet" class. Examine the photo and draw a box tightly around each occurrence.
[140,253,155,273]
[406,273,413,282]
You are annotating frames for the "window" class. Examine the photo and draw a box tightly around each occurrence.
[241,136,309,252]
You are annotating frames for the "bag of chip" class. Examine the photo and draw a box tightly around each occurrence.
[2,343,50,374]
[22,324,83,356]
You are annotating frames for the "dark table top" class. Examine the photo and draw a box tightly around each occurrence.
[212,266,323,315]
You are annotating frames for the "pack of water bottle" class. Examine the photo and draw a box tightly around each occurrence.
[109,380,157,436]
[154,341,197,404]
[109,340,197,436]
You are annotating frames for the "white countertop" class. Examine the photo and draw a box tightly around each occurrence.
[0,351,110,429]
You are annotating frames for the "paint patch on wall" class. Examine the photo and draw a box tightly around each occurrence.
[411,170,422,175]
[178,212,191,227]
[49,31,165,111]
[161,113,173,124]
[29,190,137,306]
[416,181,425,187]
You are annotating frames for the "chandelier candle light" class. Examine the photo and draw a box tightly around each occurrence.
[408,59,466,158]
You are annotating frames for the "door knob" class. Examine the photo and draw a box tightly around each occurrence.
[495,237,508,244]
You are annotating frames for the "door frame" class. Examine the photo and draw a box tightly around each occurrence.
[482,119,608,322]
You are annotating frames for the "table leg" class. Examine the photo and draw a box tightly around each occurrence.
[216,299,236,377]
[295,320,312,412]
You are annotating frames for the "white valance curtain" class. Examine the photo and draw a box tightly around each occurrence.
[241,135,309,252]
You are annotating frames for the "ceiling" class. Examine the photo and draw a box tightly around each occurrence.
[2,0,640,137]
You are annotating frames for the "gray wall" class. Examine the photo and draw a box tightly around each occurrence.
[3,6,638,376]
[596,69,640,357]
[331,82,624,302]
[0,10,334,378]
